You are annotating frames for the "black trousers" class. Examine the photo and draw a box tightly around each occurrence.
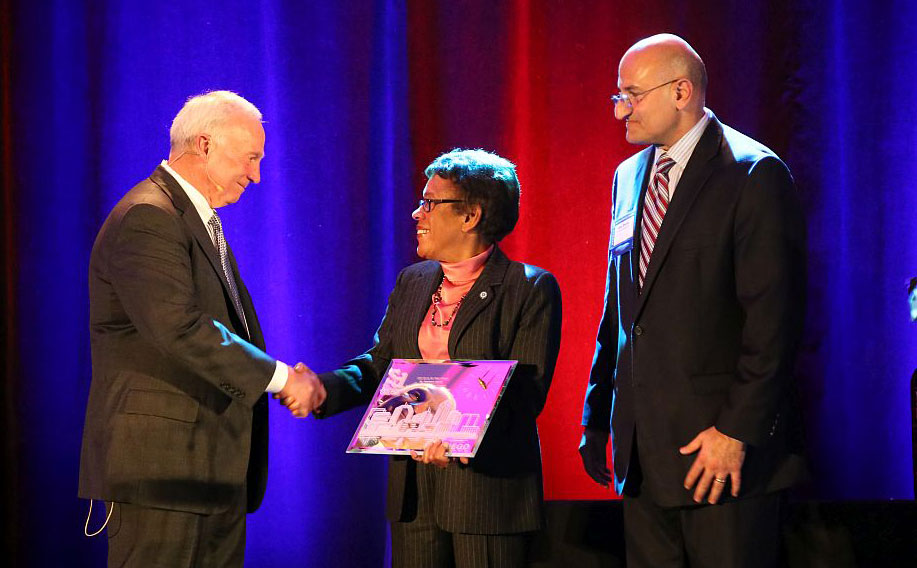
[621,442,782,568]
[391,463,532,568]
[623,489,782,568]
[105,491,247,568]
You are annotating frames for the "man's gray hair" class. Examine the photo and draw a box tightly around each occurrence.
[169,90,262,151]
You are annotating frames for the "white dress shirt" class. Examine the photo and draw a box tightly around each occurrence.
[651,107,712,199]
[160,160,288,393]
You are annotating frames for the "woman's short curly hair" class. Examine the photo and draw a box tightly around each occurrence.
[424,149,520,243]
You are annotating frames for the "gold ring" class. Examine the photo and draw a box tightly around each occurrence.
[714,477,727,484]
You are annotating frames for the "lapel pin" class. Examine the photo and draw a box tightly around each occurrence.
[479,291,488,299]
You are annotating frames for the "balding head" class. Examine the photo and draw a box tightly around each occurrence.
[621,34,707,101]
[614,34,707,148]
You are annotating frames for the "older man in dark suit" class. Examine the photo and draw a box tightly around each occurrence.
[579,35,806,567]
[79,90,323,567]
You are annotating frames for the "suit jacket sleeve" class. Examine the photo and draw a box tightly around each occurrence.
[108,203,275,405]
[505,270,563,421]
[717,156,806,447]
[582,171,621,431]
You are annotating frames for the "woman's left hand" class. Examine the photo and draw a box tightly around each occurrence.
[410,439,470,468]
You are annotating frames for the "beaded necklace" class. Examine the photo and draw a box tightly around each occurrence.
[430,276,469,328]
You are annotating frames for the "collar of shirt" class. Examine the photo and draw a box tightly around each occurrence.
[652,107,712,198]
[440,244,494,285]
[160,160,217,243]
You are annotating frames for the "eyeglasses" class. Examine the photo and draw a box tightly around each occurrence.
[418,198,464,212]
[610,79,681,113]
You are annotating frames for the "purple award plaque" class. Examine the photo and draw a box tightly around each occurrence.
[346,359,517,458]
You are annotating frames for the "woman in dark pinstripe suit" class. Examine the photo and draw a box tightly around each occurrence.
[310,149,562,567]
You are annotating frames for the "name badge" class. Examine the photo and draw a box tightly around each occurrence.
[610,214,635,256]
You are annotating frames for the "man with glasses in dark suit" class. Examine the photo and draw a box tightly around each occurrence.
[580,34,807,568]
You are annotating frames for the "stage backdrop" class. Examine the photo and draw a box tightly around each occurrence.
[2,0,915,566]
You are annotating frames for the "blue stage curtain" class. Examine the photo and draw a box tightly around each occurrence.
[794,0,917,499]
[7,1,412,566]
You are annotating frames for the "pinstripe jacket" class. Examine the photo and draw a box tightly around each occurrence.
[319,247,562,533]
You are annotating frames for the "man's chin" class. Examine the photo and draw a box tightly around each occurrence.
[625,130,646,145]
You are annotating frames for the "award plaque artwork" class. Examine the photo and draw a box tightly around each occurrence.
[347,359,517,458]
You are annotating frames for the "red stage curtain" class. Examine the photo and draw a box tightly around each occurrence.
[407,0,807,500]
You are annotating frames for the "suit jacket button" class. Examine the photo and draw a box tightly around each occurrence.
[634,325,644,336]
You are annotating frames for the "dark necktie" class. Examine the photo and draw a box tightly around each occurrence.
[208,212,249,335]
[638,153,676,290]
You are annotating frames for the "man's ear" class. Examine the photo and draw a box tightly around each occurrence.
[462,204,483,232]
[196,134,212,157]
[674,79,694,109]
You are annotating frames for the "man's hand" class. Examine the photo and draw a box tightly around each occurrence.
[273,362,326,418]
[679,426,746,504]
[410,439,469,469]
[579,427,612,488]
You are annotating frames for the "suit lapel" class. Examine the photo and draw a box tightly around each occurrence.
[636,118,724,314]
[149,166,251,339]
[408,263,442,358]
[226,245,257,343]
[447,247,508,356]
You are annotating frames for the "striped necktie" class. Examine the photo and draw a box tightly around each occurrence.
[208,212,249,335]
[638,153,676,290]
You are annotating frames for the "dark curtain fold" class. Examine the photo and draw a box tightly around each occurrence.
[1,0,21,563]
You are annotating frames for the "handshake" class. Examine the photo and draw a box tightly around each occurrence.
[273,362,327,418]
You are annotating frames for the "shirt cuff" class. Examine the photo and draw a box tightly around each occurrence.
[265,360,288,393]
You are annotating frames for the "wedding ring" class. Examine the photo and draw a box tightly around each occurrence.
[714,477,727,484]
